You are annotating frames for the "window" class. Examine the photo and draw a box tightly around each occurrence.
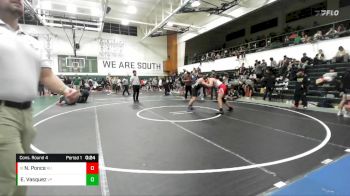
[250,18,278,34]
[286,2,327,23]
[103,22,137,36]
[340,0,350,8]
[226,29,245,41]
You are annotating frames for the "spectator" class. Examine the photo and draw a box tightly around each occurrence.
[229,48,235,57]
[261,59,267,68]
[300,53,313,68]
[278,55,289,68]
[254,59,259,67]
[314,49,325,64]
[239,46,246,59]
[313,30,324,41]
[336,24,346,33]
[316,68,338,85]
[294,33,302,44]
[333,46,349,63]
[73,77,81,90]
[205,53,210,61]
[122,77,130,96]
[210,52,215,61]
[289,32,298,40]
[293,69,309,109]
[111,77,117,92]
[38,82,45,96]
[254,62,263,79]
[239,63,246,75]
[227,87,240,100]
[64,76,72,87]
[201,55,205,62]
[225,49,229,57]
[244,79,254,98]
[284,36,290,44]
[325,27,337,38]
[262,69,276,101]
[338,69,350,116]
[301,31,310,43]
[215,52,221,60]
[163,77,171,96]
[183,72,192,99]
[270,57,277,68]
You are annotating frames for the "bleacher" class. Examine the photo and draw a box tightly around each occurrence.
[276,62,348,104]
[203,62,349,105]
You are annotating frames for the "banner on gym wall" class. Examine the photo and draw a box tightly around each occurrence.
[58,55,98,73]
[98,59,164,76]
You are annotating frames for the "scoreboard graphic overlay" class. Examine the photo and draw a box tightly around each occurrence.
[16,154,99,186]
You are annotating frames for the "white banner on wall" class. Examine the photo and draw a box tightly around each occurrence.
[98,59,164,76]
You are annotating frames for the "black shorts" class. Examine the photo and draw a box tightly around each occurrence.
[192,84,202,97]
[222,97,226,103]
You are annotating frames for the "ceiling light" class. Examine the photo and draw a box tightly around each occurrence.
[191,0,201,7]
[127,5,137,14]
[121,19,129,25]
[122,0,129,4]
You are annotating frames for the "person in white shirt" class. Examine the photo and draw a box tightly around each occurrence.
[316,68,338,85]
[314,49,325,64]
[158,77,163,91]
[130,70,141,102]
[122,78,130,96]
[270,57,277,68]
[116,77,121,93]
[0,1,79,195]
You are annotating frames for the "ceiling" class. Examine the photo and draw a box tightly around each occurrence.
[27,0,278,39]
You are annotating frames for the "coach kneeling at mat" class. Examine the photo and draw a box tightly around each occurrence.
[0,0,80,195]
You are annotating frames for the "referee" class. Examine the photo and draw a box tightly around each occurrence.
[130,70,141,102]
[0,1,79,195]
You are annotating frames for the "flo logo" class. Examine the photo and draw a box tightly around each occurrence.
[315,10,340,16]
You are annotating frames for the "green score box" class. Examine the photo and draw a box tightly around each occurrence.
[86,174,99,186]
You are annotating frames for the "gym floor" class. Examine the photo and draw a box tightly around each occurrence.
[28,92,350,196]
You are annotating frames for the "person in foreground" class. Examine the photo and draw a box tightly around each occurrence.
[0,0,80,195]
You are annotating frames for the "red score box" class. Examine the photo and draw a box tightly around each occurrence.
[86,162,99,174]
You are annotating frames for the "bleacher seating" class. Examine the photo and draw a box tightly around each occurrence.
[203,62,348,104]
[261,63,348,103]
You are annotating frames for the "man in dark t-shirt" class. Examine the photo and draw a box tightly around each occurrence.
[183,72,192,99]
[294,70,309,108]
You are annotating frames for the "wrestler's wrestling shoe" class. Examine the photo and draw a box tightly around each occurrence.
[216,108,224,115]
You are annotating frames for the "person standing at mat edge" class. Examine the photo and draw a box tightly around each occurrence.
[130,70,141,102]
[0,0,80,195]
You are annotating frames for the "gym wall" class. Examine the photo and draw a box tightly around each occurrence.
[21,25,167,76]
